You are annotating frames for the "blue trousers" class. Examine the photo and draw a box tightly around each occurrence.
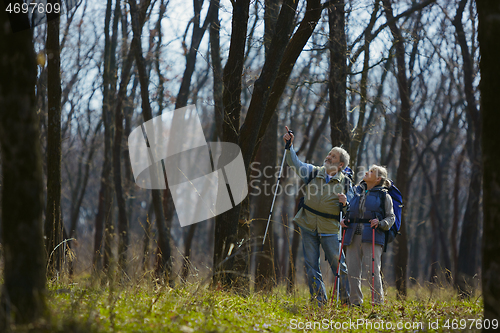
[300,226,350,305]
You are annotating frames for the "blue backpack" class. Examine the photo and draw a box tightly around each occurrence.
[380,180,403,252]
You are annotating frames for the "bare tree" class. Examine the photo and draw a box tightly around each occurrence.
[328,0,350,148]
[93,0,120,274]
[45,0,64,277]
[476,0,500,323]
[382,0,412,298]
[0,9,48,323]
[214,0,325,290]
[129,0,173,282]
[452,0,482,297]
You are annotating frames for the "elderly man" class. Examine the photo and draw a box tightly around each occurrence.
[283,126,350,306]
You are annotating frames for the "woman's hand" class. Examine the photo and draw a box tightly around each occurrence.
[370,218,379,229]
[340,219,349,228]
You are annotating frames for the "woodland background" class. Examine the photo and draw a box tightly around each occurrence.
[0,0,499,326]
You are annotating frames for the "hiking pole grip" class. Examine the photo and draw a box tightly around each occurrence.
[285,130,293,149]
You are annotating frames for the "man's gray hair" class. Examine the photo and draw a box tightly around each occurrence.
[330,147,350,168]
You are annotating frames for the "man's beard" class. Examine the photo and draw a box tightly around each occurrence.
[324,161,341,174]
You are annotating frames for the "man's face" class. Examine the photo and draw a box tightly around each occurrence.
[324,150,343,172]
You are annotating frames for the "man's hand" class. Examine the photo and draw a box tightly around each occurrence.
[338,193,347,206]
[370,218,379,229]
[283,126,294,145]
[340,219,349,228]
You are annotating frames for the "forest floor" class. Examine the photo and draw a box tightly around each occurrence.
[7,274,486,332]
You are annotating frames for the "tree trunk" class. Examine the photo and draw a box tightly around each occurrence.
[45,4,63,277]
[453,0,482,298]
[382,0,411,298]
[143,201,153,271]
[477,0,500,323]
[212,0,250,288]
[181,224,197,282]
[213,0,325,289]
[253,113,278,291]
[113,54,132,275]
[256,0,324,148]
[0,9,48,322]
[129,0,173,282]
[209,0,223,139]
[242,0,322,161]
[451,147,465,276]
[251,0,279,293]
[93,0,118,274]
[328,0,349,149]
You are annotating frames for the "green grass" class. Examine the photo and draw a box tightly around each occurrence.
[7,275,487,332]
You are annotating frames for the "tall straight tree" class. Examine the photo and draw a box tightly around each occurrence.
[0,8,48,323]
[253,0,280,292]
[174,0,215,281]
[382,0,411,298]
[452,0,482,297]
[93,0,119,273]
[328,0,350,148]
[129,0,173,281]
[111,0,134,274]
[45,0,63,277]
[477,0,500,323]
[213,0,251,287]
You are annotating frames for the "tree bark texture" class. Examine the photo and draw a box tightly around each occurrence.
[213,0,325,289]
[129,0,173,281]
[476,0,500,323]
[209,0,223,140]
[453,0,482,297]
[45,5,63,277]
[181,224,197,281]
[382,0,411,298]
[93,0,118,273]
[253,113,278,291]
[328,0,350,149]
[0,9,48,323]
[239,0,299,168]
[212,0,250,288]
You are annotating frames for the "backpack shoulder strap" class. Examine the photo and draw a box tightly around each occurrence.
[306,168,320,185]
[380,188,387,218]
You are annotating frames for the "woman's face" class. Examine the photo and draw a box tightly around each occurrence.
[363,169,381,185]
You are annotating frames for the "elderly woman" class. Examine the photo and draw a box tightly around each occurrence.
[340,165,395,306]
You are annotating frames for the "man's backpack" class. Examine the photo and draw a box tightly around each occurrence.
[380,180,404,252]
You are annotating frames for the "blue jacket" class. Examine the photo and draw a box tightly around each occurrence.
[343,183,394,246]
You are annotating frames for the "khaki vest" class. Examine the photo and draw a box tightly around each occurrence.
[294,166,346,234]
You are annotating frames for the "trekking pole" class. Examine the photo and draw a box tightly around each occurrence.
[336,202,343,303]
[330,215,347,306]
[371,225,376,307]
[261,130,292,251]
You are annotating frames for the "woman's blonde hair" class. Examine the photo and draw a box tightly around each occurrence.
[369,164,391,188]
